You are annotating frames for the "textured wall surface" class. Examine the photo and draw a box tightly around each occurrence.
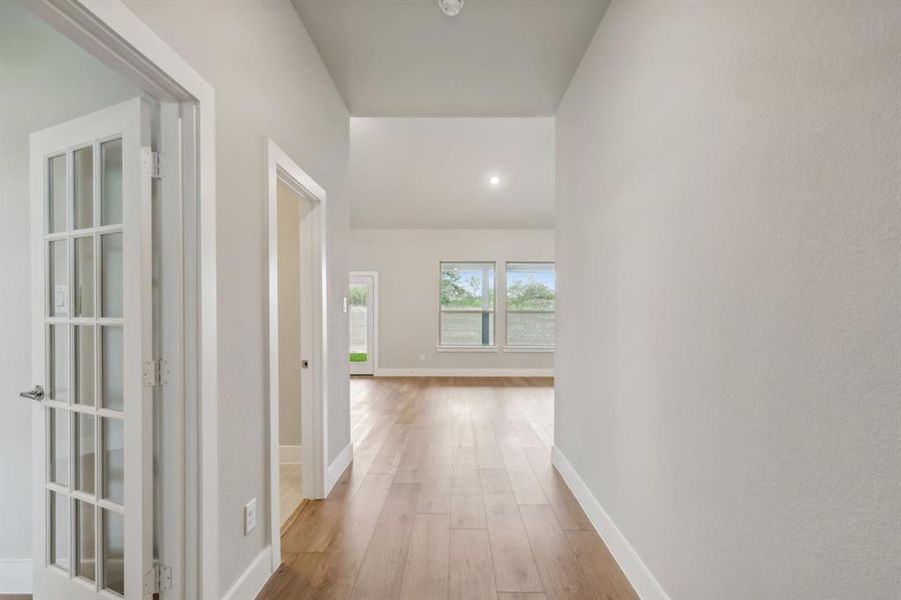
[124,1,351,594]
[555,1,901,598]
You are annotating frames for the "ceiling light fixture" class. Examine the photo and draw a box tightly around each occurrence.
[489,175,501,187]
[438,0,464,17]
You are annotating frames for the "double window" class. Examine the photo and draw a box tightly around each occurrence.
[438,261,555,349]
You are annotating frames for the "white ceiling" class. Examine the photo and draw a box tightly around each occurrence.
[293,0,610,116]
[350,117,554,229]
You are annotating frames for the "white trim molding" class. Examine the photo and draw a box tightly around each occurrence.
[279,445,303,464]
[436,345,499,353]
[325,442,354,496]
[0,559,32,594]
[502,346,555,353]
[551,446,670,600]
[376,368,554,377]
[221,546,272,600]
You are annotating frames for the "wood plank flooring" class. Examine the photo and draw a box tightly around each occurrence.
[258,377,637,600]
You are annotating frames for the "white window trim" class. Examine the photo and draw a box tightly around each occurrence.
[436,345,499,353]
[502,345,555,353]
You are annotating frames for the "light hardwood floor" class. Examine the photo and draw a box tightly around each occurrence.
[258,376,637,600]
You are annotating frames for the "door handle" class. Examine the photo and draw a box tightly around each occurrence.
[19,385,44,401]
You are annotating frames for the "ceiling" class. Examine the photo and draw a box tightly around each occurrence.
[350,117,554,229]
[293,0,610,116]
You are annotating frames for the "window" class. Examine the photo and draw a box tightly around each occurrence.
[506,262,555,347]
[439,262,495,346]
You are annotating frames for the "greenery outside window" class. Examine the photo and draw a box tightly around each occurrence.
[506,262,555,347]
[439,262,495,346]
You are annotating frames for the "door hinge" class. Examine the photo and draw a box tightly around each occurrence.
[144,562,172,594]
[142,359,166,387]
[151,151,164,179]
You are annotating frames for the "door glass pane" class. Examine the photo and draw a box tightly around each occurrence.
[101,418,124,505]
[47,154,67,234]
[75,413,95,494]
[101,327,123,411]
[50,491,70,571]
[101,233,123,318]
[75,500,95,582]
[74,236,94,317]
[349,283,368,362]
[48,324,69,403]
[74,146,93,230]
[49,240,68,317]
[101,138,123,226]
[49,408,68,486]
[102,509,124,595]
[74,326,95,406]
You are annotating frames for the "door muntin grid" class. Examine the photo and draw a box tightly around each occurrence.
[43,136,126,597]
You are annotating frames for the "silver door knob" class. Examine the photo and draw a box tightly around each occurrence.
[19,385,44,401]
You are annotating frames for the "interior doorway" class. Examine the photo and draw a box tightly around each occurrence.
[348,271,378,376]
[275,178,309,531]
[265,139,329,570]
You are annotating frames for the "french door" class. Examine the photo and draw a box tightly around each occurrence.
[348,273,375,375]
[28,98,155,599]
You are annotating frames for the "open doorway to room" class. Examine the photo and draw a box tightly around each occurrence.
[0,2,211,598]
[274,177,310,531]
[265,139,329,570]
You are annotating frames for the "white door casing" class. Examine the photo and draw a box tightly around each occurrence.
[29,97,154,600]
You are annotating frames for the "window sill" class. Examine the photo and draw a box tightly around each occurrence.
[503,346,555,353]
[436,345,499,353]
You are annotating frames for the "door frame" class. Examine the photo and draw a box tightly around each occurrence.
[348,271,379,376]
[27,1,218,598]
[265,139,329,572]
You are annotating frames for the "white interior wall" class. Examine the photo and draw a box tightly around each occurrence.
[121,1,351,594]
[0,3,140,590]
[276,180,302,449]
[555,1,901,598]
[349,228,554,374]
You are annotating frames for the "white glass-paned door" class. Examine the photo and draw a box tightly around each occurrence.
[29,98,153,600]
[349,274,375,375]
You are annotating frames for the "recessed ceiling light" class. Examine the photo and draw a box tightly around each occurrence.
[438,0,464,17]
[489,175,501,187]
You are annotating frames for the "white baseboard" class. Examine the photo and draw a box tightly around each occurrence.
[375,368,554,377]
[325,442,354,496]
[222,545,272,600]
[279,444,303,464]
[551,446,670,600]
[0,559,32,593]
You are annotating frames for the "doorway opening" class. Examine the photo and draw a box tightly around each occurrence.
[6,0,215,597]
[265,139,329,570]
[348,271,378,376]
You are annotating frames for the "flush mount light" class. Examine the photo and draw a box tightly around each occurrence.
[489,175,501,187]
[439,0,464,17]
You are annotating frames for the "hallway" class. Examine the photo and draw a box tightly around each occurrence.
[258,377,637,600]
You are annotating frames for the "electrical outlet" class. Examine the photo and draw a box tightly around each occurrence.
[419,353,426,362]
[244,498,257,535]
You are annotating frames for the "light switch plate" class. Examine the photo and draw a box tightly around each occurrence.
[244,498,257,535]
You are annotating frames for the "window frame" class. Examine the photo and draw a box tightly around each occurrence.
[504,261,556,350]
[438,261,497,349]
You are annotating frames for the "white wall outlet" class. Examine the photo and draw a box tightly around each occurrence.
[244,498,257,535]
[419,353,426,362]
